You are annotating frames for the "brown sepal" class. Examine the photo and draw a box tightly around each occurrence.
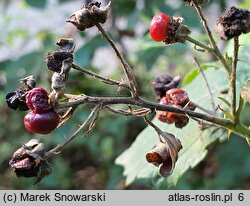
[146,132,182,177]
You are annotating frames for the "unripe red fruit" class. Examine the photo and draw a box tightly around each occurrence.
[150,13,170,42]
[24,111,60,134]
[26,88,51,113]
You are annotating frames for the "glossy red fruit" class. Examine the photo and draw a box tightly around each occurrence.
[26,88,51,113]
[24,111,60,134]
[150,13,170,42]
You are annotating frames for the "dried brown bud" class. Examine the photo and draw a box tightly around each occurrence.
[216,6,250,40]
[46,51,73,73]
[9,139,52,183]
[50,58,73,101]
[20,75,36,90]
[164,16,191,44]
[56,38,75,53]
[146,132,182,177]
[66,1,111,31]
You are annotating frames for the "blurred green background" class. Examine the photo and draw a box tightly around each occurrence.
[0,0,249,189]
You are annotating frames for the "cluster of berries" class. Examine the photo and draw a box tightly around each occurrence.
[156,88,196,128]
[152,75,195,128]
[6,38,76,135]
[24,88,60,134]
[6,78,60,135]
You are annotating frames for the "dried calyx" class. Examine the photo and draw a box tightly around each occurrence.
[46,38,75,73]
[164,16,191,44]
[146,132,182,177]
[216,6,250,40]
[46,38,75,104]
[66,1,111,31]
[9,139,52,183]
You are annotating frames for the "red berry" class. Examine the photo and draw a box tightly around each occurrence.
[26,88,51,113]
[24,111,60,134]
[166,105,188,124]
[157,110,176,124]
[166,88,189,106]
[150,13,170,42]
[156,97,174,123]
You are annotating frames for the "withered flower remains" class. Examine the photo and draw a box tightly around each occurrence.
[67,1,111,31]
[9,139,51,183]
[216,6,250,40]
[146,132,182,177]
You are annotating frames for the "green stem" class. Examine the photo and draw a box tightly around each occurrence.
[186,36,213,52]
[231,37,239,121]
[192,1,231,75]
[234,123,250,140]
[236,96,244,123]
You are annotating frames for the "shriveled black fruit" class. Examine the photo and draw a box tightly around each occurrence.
[152,75,181,99]
[5,89,29,111]
[216,6,250,40]
[46,51,73,72]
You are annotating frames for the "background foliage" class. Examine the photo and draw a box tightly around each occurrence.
[0,0,249,189]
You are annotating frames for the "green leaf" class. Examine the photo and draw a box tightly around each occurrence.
[217,96,231,107]
[218,106,235,121]
[225,52,232,65]
[182,69,199,86]
[116,68,230,186]
[182,63,218,86]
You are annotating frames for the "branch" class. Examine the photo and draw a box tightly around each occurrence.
[105,105,152,117]
[94,22,138,96]
[56,95,232,129]
[230,37,239,119]
[192,0,231,75]
[45,104,102,158]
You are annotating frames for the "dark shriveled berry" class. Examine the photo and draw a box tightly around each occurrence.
[152,75,181,100]
[5,90,29,111]
[26,88,51,113]
[46,51,73,73]
[216,6,250,40]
